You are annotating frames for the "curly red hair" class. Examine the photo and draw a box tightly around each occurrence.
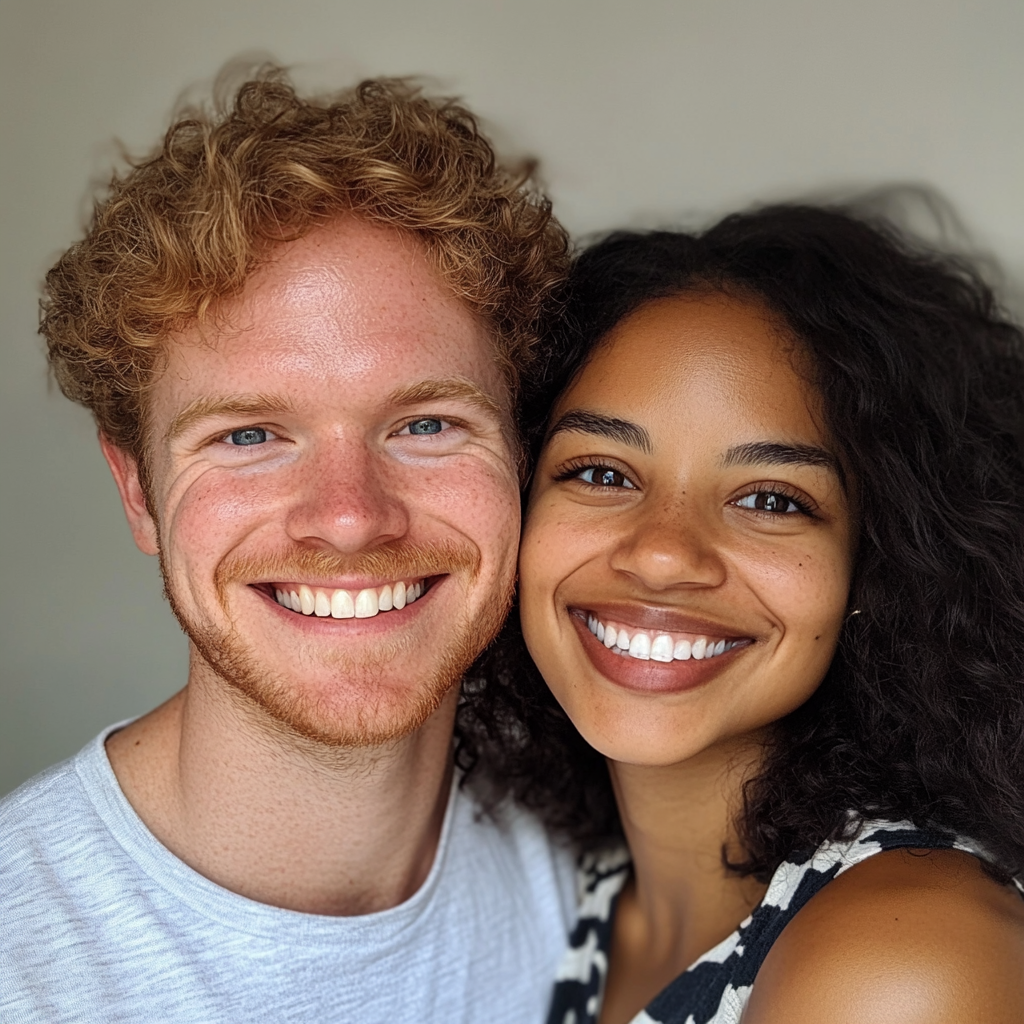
[40,66,569,464]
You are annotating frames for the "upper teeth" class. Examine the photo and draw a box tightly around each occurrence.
[585,613,738,662]
[274,580,424,619]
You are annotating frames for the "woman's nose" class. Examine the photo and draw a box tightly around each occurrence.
[608,507,727,591]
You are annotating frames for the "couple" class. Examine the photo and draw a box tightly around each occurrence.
[4,69,1024,1023]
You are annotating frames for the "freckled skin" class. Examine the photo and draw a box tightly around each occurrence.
[107,216,520,749]
[521,294,1024,1024]
[520,293,856,767]
[98,217,523,915]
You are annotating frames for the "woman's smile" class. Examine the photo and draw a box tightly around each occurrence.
[568,605,756,694]
[520,290,854,766]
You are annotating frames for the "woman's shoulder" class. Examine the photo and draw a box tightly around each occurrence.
[744,846,1024,1024]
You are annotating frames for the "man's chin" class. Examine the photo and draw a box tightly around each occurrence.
[238,674,456,748]
[165,557,512,750]
[180,614,483,748]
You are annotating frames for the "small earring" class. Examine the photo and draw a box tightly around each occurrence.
[846,608,862,621]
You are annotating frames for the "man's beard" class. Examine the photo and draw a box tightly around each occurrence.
[161,541,513,748]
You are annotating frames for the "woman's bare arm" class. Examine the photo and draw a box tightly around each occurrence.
[744,849,1024,1024]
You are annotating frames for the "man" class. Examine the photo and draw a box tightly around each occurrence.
[1,69,575,1022]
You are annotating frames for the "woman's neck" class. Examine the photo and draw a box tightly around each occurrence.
[600,738,768,1024]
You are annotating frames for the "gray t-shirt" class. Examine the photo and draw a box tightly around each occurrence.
[1,723,577,1023]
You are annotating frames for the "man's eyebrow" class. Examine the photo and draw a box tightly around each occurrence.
[546,410,653,454]
[721,440,841,476]
[165,394,292,443]
[386,377,506,419]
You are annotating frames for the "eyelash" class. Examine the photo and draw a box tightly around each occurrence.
[394,416,457,437]
[217,425,278,447]
[555,460,817,516]
[732,483,817,518]
[554,458,637,488]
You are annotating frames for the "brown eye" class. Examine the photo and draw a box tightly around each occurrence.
[735,491,803,514]
[578,466,636,489]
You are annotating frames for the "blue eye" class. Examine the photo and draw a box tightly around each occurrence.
[405,419,444,435]
[578,466,636,489]
[226,428,268,446]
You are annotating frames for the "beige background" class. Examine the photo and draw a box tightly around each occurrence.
[2,0,1022,796]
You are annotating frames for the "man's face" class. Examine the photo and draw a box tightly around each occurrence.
[106,218,520,746]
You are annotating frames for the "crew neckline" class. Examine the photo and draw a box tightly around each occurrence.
[75,720,462,944]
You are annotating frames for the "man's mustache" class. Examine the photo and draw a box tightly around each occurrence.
[215,540,479,596]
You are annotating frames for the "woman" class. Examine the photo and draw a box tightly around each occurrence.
[458,204,1024,1023]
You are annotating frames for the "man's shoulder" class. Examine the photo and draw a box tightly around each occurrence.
[447,779,579,917]
[0,729,121,886]
[2,751,89,839]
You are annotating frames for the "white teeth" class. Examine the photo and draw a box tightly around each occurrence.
[585,612,743,664]
[275,579,421,619]
[650,634,674,662]
[628,633,651,660]
[331,589,354,618]
[355,588,379,618]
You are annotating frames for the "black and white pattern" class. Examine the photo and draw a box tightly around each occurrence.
[546,820,1020,1024]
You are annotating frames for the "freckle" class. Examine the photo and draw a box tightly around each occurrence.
[814,635,821,640]
[134,740,141,746]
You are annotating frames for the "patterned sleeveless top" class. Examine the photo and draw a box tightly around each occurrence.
[546,820,1022,1024]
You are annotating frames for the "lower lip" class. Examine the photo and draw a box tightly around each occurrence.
[256,578,441,636]
[571,615,745,695]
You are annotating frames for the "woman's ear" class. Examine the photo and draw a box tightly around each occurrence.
[99,434,159,556]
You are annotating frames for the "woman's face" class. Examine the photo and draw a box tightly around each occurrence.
[520,292,856,767]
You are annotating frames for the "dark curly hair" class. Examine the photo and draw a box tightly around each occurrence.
[456,201,1024,884]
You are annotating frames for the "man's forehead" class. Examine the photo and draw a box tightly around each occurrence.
[151,219,509,418]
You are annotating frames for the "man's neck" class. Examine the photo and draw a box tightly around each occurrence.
[105,664,458,916]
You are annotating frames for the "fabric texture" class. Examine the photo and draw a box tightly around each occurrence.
[546,819,1018,1024]
[1,723,577,1024]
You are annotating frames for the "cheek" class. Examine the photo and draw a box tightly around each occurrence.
[159,467,285,567]
[407,457,522,568]
[519,496,601,640]
[738,540,851,661]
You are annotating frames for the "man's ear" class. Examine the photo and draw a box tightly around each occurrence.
[99,434,159,556]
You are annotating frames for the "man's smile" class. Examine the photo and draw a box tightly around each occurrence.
[269,577,430,618]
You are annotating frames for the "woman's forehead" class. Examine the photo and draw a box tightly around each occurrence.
[557,292,826,448]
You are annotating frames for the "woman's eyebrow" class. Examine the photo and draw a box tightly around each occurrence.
[721,440,840,475]
[546,410,653,454]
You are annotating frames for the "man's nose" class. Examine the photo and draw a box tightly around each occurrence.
[284,441,410,553]
[608,504,727,592]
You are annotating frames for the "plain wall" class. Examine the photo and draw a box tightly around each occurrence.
[2,0,1022,796]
